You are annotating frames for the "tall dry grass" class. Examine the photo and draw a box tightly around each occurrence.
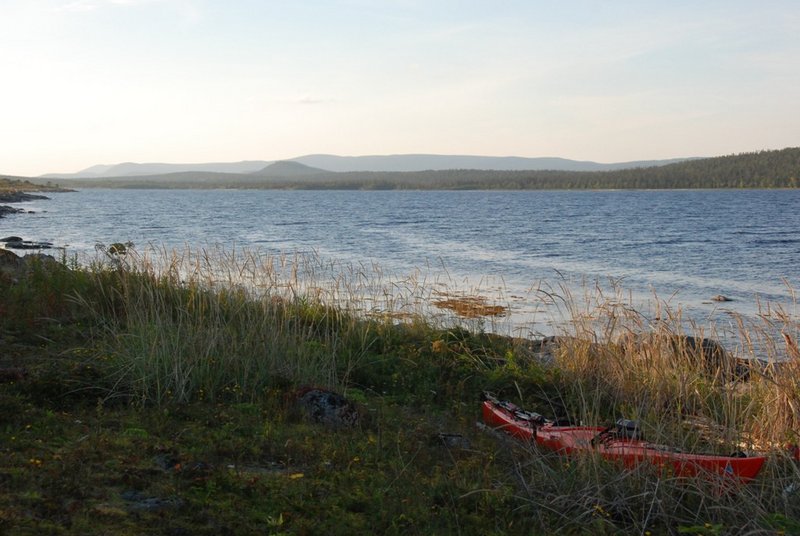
[532,278,800,453]
[77,245,410,404]
[77,243,800,450]
[56,244,800,532]
[474,279,800,533]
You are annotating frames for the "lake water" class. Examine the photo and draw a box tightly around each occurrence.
[3,189,799,352]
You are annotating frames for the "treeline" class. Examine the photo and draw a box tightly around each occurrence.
[290,148,799,190]
[0,177,72,193]
[41,147,800,190]
[0,177,40,192]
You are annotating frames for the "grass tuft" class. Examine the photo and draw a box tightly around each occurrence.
[1,244,799,534]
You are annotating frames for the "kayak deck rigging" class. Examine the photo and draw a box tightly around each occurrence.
[481,392,765,483]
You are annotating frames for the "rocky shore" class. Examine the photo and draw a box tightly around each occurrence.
[0,236,56,250]
[0,192,50,219]
[0,181,70,249]
[0,191,49,221]
[0,205,25,218]
[0,191,50,203]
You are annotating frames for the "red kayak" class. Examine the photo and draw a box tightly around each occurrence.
[481,394,765,483]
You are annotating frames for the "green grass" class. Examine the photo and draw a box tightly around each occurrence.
[2,246,800,534]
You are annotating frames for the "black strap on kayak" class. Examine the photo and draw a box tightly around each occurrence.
[616,419,643,440]
[482,391,547,426]
[513,409,546,425]
[591,419,643,446]
[590,426,614,446]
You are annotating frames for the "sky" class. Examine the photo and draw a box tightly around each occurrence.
[1,0,799,177]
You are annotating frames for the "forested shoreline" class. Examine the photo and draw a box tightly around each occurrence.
[277,147,800,190]
[7,147,800,190]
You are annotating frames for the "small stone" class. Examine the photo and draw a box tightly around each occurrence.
[121,490,184,511]
[93,504,129,517]
[153,453,181,471]
[436,433,472,449]
[296,387,360,428]
[0,368,27,383]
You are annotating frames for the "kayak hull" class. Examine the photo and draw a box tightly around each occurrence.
[482,399,765,483]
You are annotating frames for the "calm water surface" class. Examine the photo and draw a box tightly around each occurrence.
[4,189,799,344]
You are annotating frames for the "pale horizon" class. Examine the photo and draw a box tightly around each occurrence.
[2,0,798,177]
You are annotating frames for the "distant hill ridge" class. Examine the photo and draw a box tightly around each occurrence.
[29,147,800,190]
[253,161,328,177]
[291,154,693,173]
[40,153,696,179]
[42,160,272,179]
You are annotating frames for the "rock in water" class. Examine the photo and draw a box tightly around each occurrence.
[296,387,360,428]
[0,206,24,218]
[0,192,48,203]
[3,239,54,250]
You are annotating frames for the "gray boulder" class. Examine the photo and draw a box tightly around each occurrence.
[0,206,24,218]
[295,387,360,428]
[0,249,60,283]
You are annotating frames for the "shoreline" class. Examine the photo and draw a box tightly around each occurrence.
[1,244,799,534]
[3,187,796,361]
[0,192,51,220]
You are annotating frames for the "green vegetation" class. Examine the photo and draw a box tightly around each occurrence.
[0,177,72,194]
[268,147,800,190]
[42,147,800,190]
[2,246,800,534]
[0,178,39,192]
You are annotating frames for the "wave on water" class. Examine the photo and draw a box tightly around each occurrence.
[274,221,311,226]
[2,188,798,343]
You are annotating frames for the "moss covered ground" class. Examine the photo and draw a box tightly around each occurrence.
[2,251,800,535]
